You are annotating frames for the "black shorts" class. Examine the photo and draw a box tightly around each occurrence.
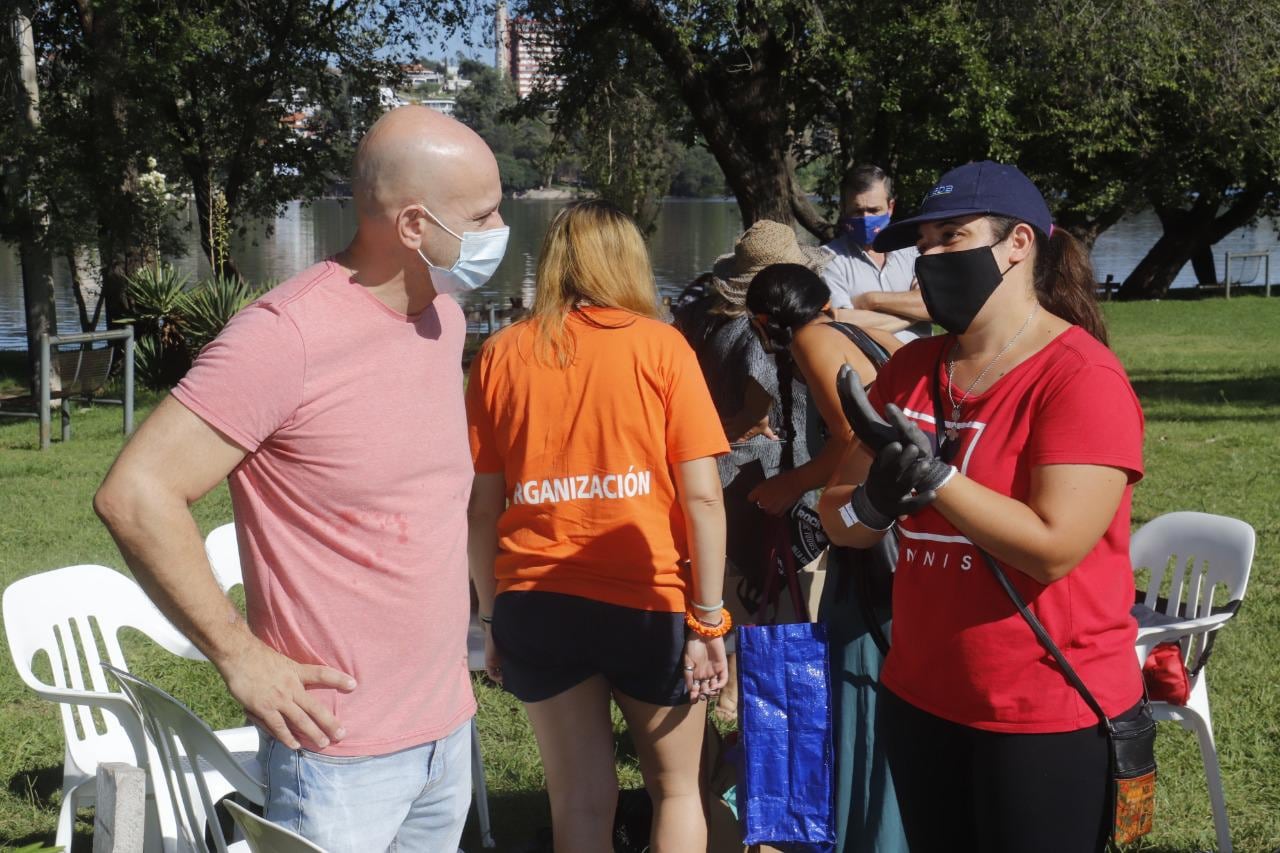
[491,590,688,706]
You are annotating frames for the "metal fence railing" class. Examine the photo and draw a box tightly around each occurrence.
[1223,251,1272,299]
[37,328,135,450]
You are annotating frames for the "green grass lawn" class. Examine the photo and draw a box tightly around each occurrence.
[1,296,1278,852]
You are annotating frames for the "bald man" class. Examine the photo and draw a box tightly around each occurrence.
[95,106,507,851]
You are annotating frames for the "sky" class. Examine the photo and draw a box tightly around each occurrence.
[413,12,496,66]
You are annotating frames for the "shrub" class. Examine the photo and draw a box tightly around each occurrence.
[124,264,267,388]
[181,274,267,356]
[123,264,193,388]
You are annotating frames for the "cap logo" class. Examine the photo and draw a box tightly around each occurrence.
[926,184,954,199]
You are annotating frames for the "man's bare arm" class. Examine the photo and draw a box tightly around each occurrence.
[831,307,912,332]
[853,289,932,322]
[94,396,355,750]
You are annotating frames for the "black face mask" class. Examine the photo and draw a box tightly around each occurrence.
[914,245,1009,334]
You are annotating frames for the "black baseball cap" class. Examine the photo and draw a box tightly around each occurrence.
[872,161,1053,252]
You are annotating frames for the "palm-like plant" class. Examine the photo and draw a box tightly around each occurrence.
[123,263,190,349]
[124,265,269,388]
[123,264,193,388]
[180,274,266,356]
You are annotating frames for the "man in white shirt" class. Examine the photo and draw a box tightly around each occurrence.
[822,165,932,342]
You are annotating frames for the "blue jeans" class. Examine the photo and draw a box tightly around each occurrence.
[258,719,472,853]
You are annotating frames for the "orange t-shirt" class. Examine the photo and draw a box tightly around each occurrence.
[466,307,730,612]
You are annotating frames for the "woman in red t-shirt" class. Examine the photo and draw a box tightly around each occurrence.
[818,161,1145,853]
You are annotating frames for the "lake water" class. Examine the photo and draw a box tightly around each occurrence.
[2,198,1277,349]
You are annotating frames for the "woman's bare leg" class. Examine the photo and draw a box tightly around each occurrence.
[523,676,619,853]
[613,691,708,852]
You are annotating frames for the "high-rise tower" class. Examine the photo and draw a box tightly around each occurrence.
[495,2,511,78]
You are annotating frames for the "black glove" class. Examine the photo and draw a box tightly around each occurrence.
[846,442,938,530]
[836,364,897,452]
[883,404,956,493]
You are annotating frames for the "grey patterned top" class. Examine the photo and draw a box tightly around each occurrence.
[675,297,817,505]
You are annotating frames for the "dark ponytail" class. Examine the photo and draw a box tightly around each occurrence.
[745,263,830,472]
[744,263,830,350]
[990,217,1108,346]
[776,349,796,471]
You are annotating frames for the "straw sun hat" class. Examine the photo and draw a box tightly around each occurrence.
[710,220,833,307]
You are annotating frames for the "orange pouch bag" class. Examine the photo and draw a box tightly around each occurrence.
[1111,704,1158,844]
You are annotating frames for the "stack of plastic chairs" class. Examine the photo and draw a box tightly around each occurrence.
[3,563,260,851]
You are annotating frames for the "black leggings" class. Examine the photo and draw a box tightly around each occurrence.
[879,688,1116,853]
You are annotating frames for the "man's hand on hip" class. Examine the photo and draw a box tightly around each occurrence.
[220,637,357,751]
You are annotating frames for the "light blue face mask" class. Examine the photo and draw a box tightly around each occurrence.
[415,203,510,295]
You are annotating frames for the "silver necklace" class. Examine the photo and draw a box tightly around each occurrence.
[944,304,1039,442]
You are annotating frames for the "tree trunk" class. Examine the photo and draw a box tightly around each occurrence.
[1190,245,1218,286]
[617,0,822,237]
[1117,226,1207,300]
[17,246,57,393]
[1118,187,1269,299]
[68,246,104,332]
[77,0,144,330]
[724,150,800,226]
[8,4,59,392]
[1056,205,1127,252]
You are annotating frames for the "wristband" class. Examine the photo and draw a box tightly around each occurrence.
[933,464,958,491]
[692,599,725,612]
[914,463,958,494]
[685,608,733,639]
[845,486,895,531]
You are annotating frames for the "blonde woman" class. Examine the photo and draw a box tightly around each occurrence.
[466,200,731,852]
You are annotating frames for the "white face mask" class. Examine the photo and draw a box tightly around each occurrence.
[415,203,510,295]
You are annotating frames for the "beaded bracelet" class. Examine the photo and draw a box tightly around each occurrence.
[684,608,733,639]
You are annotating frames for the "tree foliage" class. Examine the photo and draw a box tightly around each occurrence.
[454,59,560,192]
[6,0,479,328]
[670,146,727,198]
[508,0,1280,296]
[8,0,1280,304]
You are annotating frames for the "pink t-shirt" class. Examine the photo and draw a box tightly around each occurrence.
[172,260,475,756]
[868,326,1145,734]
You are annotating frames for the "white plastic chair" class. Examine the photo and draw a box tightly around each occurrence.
[222,800,327,853]
[205,523,244,593]
[2,565,259,851]
[105,664,265,853]
[1130,511,1255,853]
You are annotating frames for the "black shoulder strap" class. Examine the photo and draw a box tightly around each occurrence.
[827,321,892,368]
[976,549,1113,732]
[929,359,1111,730]
[826,320,895,655]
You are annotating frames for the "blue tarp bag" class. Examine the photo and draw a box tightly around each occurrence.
[737,620,836,850]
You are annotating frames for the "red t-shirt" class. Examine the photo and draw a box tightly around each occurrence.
[869,325,1145,733]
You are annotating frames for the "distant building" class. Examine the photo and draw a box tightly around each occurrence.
[500,11,561,99]
[404,64,444,87]
[378,86,408,110]
[422,98,456,117]
[496,3,511,77]
[441,65,473,94]
[279,111,313,138]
